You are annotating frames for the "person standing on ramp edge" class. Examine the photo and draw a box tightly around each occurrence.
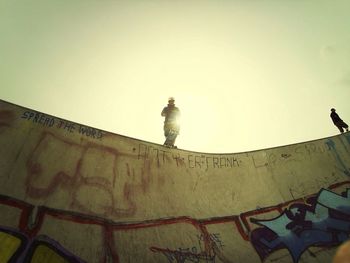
[330,108,349,133]
[161,97,181,148]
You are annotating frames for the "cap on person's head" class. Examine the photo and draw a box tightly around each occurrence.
[331,108,336,112]
[168,97,175,102]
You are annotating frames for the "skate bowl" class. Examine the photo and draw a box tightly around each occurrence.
[0,99,349,262]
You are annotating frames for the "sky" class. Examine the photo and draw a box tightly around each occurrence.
[1,0,349,153]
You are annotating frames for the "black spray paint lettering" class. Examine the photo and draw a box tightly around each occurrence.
[21,111,55,127]
[188,155,239,169]
[79,125,103,139]
[21,110,104,139]
[57,120,76,133]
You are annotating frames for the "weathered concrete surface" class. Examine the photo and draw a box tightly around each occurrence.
[0,99,349,263]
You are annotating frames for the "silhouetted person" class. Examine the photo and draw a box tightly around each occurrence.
[161,97,180,148]
[330,108,349,133]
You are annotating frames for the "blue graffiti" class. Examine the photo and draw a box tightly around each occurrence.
[250,188,350,263]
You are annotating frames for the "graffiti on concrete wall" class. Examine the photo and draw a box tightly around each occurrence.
[250,188,350,263]
[150,233,224,263]
[25,132,162,219]
[0,182,349,262]
[138,143,240,169]
[25,131,139,217]
[0,226,85,263]
[24,131,243,219]
[138,140,337,171]
[1,102,350,262]
[150,246,216,263]
[21,110,104,139]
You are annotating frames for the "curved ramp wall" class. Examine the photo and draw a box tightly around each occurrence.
[0,99,349,263]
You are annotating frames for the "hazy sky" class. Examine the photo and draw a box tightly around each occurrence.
[1,0,349,153]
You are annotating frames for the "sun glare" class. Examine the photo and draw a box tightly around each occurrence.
[175,94,220,152]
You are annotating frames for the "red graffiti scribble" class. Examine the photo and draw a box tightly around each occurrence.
[24,131,173,219]
[202,215,247,241]
[25,132,138,217]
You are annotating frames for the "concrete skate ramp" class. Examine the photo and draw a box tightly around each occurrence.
[0,99,349,263]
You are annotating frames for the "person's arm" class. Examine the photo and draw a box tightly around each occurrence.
[161,107,167,117]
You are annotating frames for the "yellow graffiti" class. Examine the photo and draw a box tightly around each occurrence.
[0,231,21,262]
[31,244,69,263]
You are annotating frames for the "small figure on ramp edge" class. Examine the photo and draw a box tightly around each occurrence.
[330,108,349,134]
[161,97,180,148]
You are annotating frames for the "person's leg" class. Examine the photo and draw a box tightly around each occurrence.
[336,124,344,133]
[342,122,349,132]
[165,130,177,147]
[170,132,178,148]
[164,128,170,145]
